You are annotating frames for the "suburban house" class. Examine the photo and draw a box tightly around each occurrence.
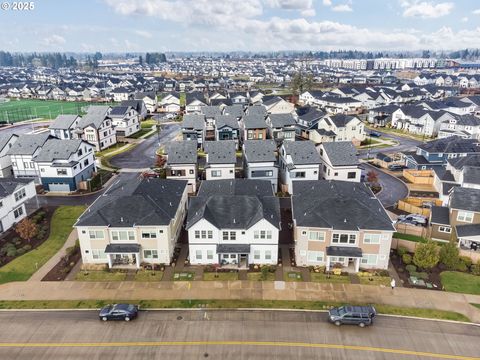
[266,113,296,142]
[438,113,480,140]
[298,90,324,106]
[201,106,222,141]
[75,106,117,152]
[315,96,363,115]
[292,180,395,271]
[429,206,452,243]
[8,133,52,181]
[120,100,148,121]
[0,134,18,178]
[185,93,207,114]
[49,115,81,140]
[310,114,365,145]
[241,114,268,141]
[159,92,181,113]
[243,140,278,192]
[75,178,188,268]
[203,141,236,180]
[263,96,295,114]
[317,141,361,182]
[404,136,480,170]
[112,87,134,102]
[0,178,38,233]
[109,105,140,137]
[134,92,158,113]
[186,179,281,267]
[33,139,96,192]
[449,187,480,250]
[296,107,325,139]
[182,113,205,148]
[279,141,321,194]
[164,140,198,193]
[214,115,240,148]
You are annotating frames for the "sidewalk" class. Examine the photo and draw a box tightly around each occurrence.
[1,280,480,323]
[28,230,78,281]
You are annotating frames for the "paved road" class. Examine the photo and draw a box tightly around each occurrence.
[109,123,180,169]
[0,121,52,136]
[359,130,423,158]
[363,162,409,208]
[0,310,478,359]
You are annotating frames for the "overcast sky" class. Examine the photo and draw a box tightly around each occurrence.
[1,0,480,52]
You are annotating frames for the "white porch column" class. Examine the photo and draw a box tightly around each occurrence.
[135,253,140,268]
[107,254,112,269]
[326,256,330,271]
[355,258,360,272]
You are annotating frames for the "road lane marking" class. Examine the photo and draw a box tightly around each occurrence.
[0,341,477,359]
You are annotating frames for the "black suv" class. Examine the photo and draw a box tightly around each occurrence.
[99,304,139,322]
[328,305,376,327]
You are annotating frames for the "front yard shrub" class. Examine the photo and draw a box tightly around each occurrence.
[376,269,390,277]
[405,264,417,274]
[6,248,17,257]
[397,247,408,257]
[439,241,460,270]
[471,264,480,276]
[456,261,468,272]
[402,253,412,265]
[459,256,473,268]
[16,249,26,256]
[416,272,429,280]
[413,240,439,270]
[22,244,32,251]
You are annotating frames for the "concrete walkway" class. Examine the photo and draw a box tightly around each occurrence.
[28,230,78,282]
[2,280,480,323]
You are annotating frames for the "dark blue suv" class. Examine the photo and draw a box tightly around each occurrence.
[328,305,376,327]
[99,304,139,322]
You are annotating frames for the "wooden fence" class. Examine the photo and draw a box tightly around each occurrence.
[403,169,434,185]
[394,223,429,238]
[397,197,443,217]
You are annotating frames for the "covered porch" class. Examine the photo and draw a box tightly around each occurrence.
[217,244,250,269]
[326,246,363,273]
[457,224,480,252]
[105,244,141,269]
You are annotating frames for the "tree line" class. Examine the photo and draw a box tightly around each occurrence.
[0,51,77,68]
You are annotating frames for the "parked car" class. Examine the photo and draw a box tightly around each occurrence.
[396,214,427,226]
[369,131,382,137]
[388,164,405,171]
[99,304,139,322]
[328,305,376,327]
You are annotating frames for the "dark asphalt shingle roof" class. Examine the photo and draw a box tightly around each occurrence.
[7,133,51,156]
[430,206,450,225]
[34,139,85,162]
[450,187,480,213]
[292,180,395,231]
[243,140,277,163]
[456,224,480,238]
[50,115,80,130]
[182,114,205,130]
[419,136,480,155]
[268,113,296,128]
[283,141,321,165]
[321,141,359,166]
[243,114,267,129]
[77,105,111,129]
[165,141,198,164]
[215,115,239,129]
[204,141,236,164]
[463,166,480,185]
[0,178,33,198]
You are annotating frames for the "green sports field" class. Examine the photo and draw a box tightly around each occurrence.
[0,99,117,123]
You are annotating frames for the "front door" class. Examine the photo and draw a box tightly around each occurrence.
[239,254,248,267]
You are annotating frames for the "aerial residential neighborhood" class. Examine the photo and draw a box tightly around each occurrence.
[0,1,480,359]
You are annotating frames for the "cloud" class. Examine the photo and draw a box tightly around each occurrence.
[332,4,353,12]
[42,35,66,47]
[401,1,453,19]
[461,17,468,22]
[267,0,312,9]
[300,8,316,16]
[473,9,480,15]
[322,0,332,5]
[134,30,152,38]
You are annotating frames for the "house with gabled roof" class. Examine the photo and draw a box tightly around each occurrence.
[186,179,281,267]
[0,133,18,178]
[75,105,116,151]
[243,140,278,191]
[164,140,198,193]
[214,115,240,147]
[266,113,296,142]
[311,114,365,145]
[181,114,205,148]
[317,141,361,182]
[263,96,294,114]
[109,105,140,137]
[292,180,395,271]
[449,187,480,251]
[49,115,81,140]
[241,114,268,141]
[203,140,236,181]
[0,178,38,233]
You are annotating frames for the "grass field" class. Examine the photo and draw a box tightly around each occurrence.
[440,271,480,295]
[0,99,117,123]
[0,206,86,284]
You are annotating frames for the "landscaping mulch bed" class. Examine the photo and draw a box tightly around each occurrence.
[41,246,81,281]
[390,251,443,290]
[0,207,55,268]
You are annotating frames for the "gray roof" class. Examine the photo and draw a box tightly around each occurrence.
[447,154,480,170]
[187,179,280,230]
[419,136,480,155]
[77,105,111,129]
[326,246,362,257]
[204,141,236,164]
[243,114,267,129]
[268,113,296,128]
[0,133,17,151]
[34,139,85,162]
[292,180,395,231]
[430,206,450,225]
[246,105,267,117]
[283,141,321,165]
[321,141,359,166]
[0,178,33,198]
[201,106,223,118]
[182,114,205,130]
[165,141,198,164]
[456,224,480,238]
[215,115,239,129]
[50,115,80,130]
[450,187,480,213]
[105,244,141,254]
[224,105,244,119]
[75,178,188,227]
[329,114,358,128]
[243,140,277,163]
[109,106,131,117]
[463,166,480,185]
[7,133,51,156]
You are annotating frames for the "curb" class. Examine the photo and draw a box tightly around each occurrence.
[0,307,477,326]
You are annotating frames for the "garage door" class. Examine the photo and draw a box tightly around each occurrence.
[48,183,71,192]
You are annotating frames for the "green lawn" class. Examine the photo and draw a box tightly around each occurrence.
[203,272,238,281]
[0,300,469,321]
[75,270,127,281]
[173,271,195,281]
[95,142,129,157]
[140,119,157,129]
[359,276,391,286]
[127,128,154,139]
[134,270,164,281]
[179,93,186,107]
[0,99,117,122]
[393,232,429,243]
[0,206,86,284]
[285,271,303,282]
[440,271,480,295]
[247,272,276,281]
[310,273,350,284]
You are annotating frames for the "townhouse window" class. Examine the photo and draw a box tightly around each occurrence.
[347,172,356,179]
[12,161,16,168]
[14,188,26,202]
[293,172,306,178]
[223,231,229,240]
[195,230,200,239]
[89,230,104,239]
[330,256,346,264]
[363,234,381,244]
[57,169,67,176]
[189,169,194,175]
[307,251,324,263]
[229,231,236,240]
[361,254,378,266]
[211,170,222,177]
[0,201,2,208]
[141,231,157,239]
[332,233,356,244]
[200,230,207,239]
[84,159,89,166]
[308,231,325,241]
[23,162,28,168]
[195,250,202,260]
[265,250,272,260]
[207,250,214,260]
[457,211,473,223]
[77,149,83,156]
[207,231,213,239]
[13,206,24,219]
[111,230,135,241]
[143,250,158,259]
[334,172,338,176]
[92,249,107,260]
[439,226,451,233]
[253,250,261,260]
